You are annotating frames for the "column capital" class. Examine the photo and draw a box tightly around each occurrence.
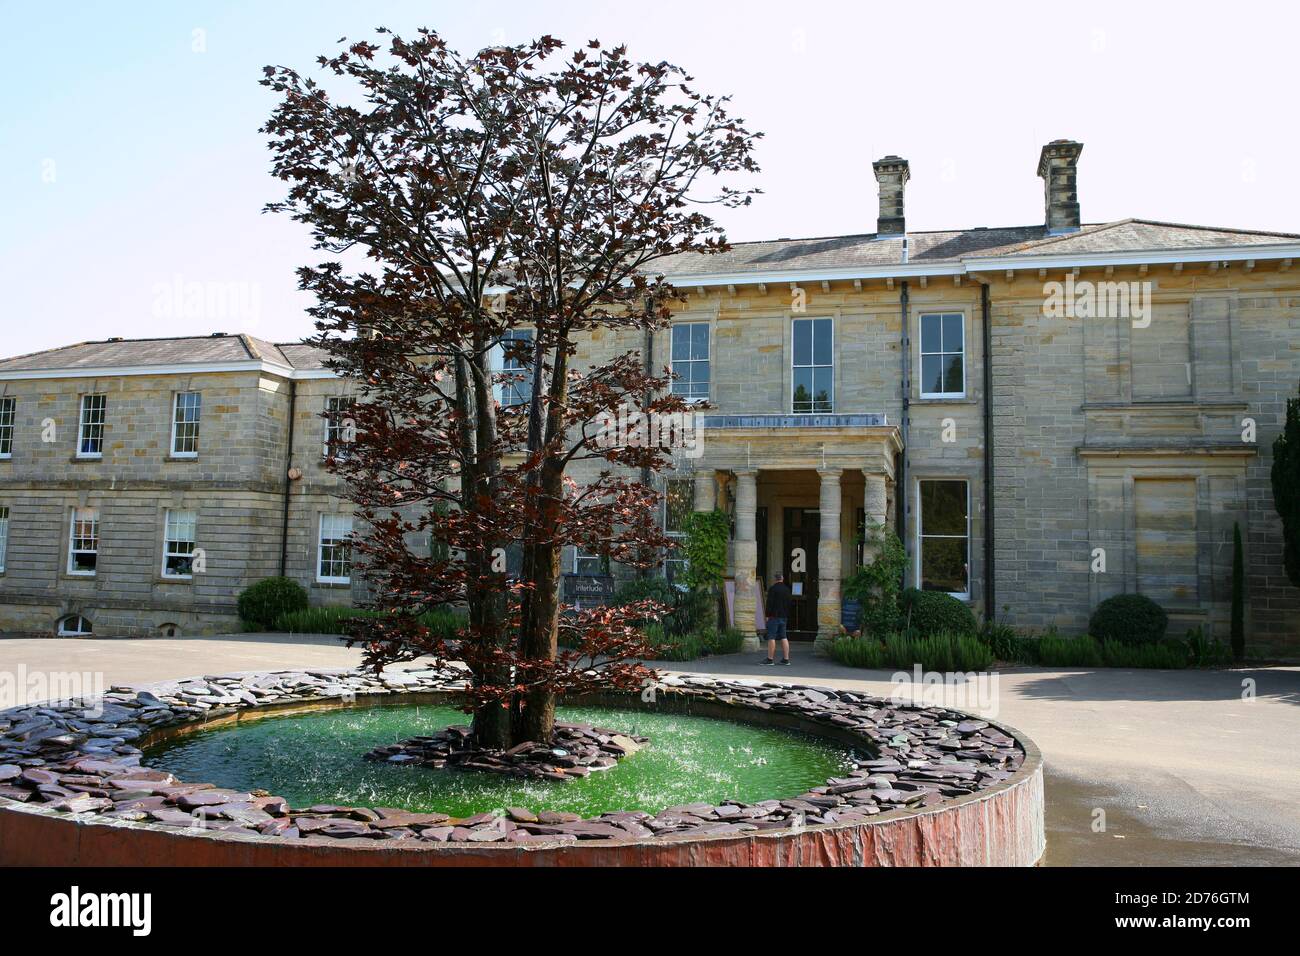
[816,465,843,478]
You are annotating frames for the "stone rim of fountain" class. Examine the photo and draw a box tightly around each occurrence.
[0,667,1038,851]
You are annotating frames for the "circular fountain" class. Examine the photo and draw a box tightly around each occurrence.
[0,668,1045,866]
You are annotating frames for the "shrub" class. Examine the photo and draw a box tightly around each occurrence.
[980,622,1042,664]
[641,623,703,662]
[1185,627,1233,668]
[1088,593,1168,645]
[614,577,710,636]
[831,631,991,672]
[842,523,908,636]
[900,588,978,637]
[274,606,463,638]
[1272,378,1300,587]
[703,627,746,656]
[1036,633,1188,669]
[829,636,887,669]
[238,577,308,630]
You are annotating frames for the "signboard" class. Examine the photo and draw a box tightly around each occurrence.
[562,574,616,606]
[841,598,863,633]
[700,413,887,429]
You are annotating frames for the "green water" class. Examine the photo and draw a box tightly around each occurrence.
[146,703,853,818]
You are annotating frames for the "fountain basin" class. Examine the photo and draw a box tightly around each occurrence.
[0,669,1045,866]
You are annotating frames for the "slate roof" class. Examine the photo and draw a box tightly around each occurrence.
[2,218,1297,374]
[0,334,327,374]
[655,218,1300,276]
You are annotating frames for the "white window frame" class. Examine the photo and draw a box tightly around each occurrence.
[918,312,967,399]
[670,322,711,403]
[317,513,353,584]
[67,507,99,576]
[161,509,198,579]
[323,396,356,460]
[915,479,971,600]
[0,505,9,573]
[170,392,201,458]
[492,328,535,408]
[791,317,835,413]
[77,394,106,459]
[572,546,607,576]
[57,615,93,637]
[0,396,14,458]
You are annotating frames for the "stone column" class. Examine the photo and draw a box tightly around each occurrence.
[732,469,760,651]
[861,471,889,563]
[692,470,717,513]
[814,467,842,657]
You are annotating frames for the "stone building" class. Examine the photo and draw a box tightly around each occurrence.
[2,139,1298,657]
[0,334,358,637]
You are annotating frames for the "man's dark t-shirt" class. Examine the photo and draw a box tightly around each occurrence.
[765,582,793,620]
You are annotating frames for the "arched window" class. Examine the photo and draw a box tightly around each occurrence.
[57,615,93,636]
[159,622,181,638]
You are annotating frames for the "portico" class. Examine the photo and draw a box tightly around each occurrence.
[684,415,901,655]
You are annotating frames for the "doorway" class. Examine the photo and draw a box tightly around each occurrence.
[782,507,820,640]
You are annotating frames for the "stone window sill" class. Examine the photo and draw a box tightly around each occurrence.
[913,397,978,406]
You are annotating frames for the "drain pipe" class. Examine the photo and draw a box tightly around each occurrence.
[640,296,655,579]
[279,378,298,577]
[898,279,911,554]
[980,279,996,624]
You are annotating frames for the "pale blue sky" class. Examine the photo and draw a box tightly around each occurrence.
[3,0,1298,357]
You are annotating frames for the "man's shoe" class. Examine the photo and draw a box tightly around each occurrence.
[760,658,775,666]
[779,658,792,665]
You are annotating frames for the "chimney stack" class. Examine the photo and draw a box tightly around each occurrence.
[872,155,910,237]
[1037,140,1083,234]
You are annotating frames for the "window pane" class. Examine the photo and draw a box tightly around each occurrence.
[943,354,964,393]
[793,320,811,367]
[942,314,963,353]
[0,506,9,571]
[920,314,941,354]
[921,481,967,535]
[0,397,14,455]
[812,318,832,366]
[792,368,813,412]
[691,323,709,360]
[671,325,691,361]
[814,367,833,411]
[920,536,968,594]
[921,354,944,394]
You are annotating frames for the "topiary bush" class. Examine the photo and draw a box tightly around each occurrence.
[1088,593,1168,645]
[237,576,309,630]
[900,588,978,636]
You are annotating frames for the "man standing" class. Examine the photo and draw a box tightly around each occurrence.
[762,572,793,665]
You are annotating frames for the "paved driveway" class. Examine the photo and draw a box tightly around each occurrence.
[3,634,1298,865]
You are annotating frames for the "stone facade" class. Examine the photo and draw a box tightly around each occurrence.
[0,350,360,637]
[3,141,1298,657]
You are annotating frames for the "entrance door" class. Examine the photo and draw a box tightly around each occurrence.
[782,507,820,640]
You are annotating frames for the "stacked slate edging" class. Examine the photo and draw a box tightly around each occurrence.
[0,669,1025,846]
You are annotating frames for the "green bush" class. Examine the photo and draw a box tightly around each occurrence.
[238,577,309,630]
[900,588,978,637]
[842,523,908,636]
[614,577,710,637]
[830,631,991,672]
[1185,627,1233,668]
[274,606,462,638]
[980,622,1042,664]
[829,636,887,669]
[1088,593,1168,645]
[637,623,744,661]
[1036,633,1188,669]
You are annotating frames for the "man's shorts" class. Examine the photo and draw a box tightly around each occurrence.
[767,617,788,640]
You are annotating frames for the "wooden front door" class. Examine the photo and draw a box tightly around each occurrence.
[782,507,820,640]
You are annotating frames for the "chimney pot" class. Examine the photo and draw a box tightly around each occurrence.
[872,155,910,237]
[1037,139,1083,234]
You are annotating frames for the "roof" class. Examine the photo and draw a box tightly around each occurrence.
[655,218,1300,279]
[3,218,1298,378]
[0,334,330,378]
